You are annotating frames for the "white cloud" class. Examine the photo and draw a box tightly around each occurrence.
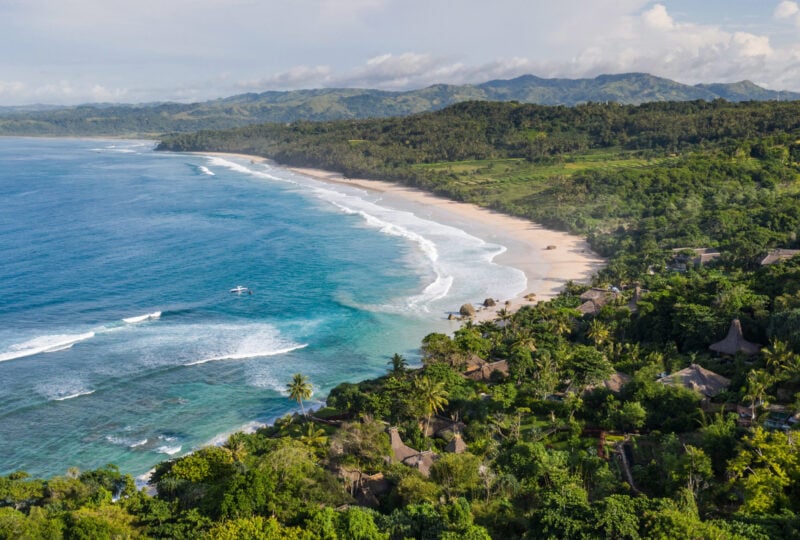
[774,0,800,27]
[0,80,131,105]
[242,54,541,92]
[3,1,800,104]
[543,3,778,86]
[642,4,674,29]
[236,66,334,92]
[775,1,800,19]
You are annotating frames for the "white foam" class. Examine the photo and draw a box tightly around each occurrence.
[198,166,215,176]
[295,175,527,311]
[185,343,307,366]
[92,146,136,154]
[205,157,295,185]
[135,468,155,487]
[105,435,131,446]
[129,438,148,448]
[53,390,95,401]
[156,445,182,455]
[123,311,162,324]
[205,420,265,447]
[0,332,95,362]
[194,156,527,312]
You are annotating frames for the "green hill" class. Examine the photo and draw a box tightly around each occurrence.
[1,73,798,137]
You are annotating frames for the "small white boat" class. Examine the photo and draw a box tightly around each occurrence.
[229,285,250,294]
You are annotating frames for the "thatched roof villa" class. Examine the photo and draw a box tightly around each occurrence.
[445,433,468,454]
[670,247,721,271]
[464,359,509,382]
[709,319,761,357]
[388,426,438,477]
[578,287,620,316]
[657,364,731,398]
[760,248,800,266]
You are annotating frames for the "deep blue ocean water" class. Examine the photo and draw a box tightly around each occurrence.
[0,137,525,479]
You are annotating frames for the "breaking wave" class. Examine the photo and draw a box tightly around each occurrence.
[0,332,96,363]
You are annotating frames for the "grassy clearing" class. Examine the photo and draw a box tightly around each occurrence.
[411,151,670,214]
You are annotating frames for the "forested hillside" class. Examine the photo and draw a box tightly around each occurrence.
[1,73,798,137]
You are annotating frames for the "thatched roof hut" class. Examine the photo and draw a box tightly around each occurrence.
[569,371,631,394]
[671,247,721,269]
[578,288,619,316]
[445,433,467,454]
[709,319,761,356]
[657,364,731,397]
[388,427,439,477]
[403,451,437,477]
[424,415,466,438]
[464,359,509,382]
[760,248,800,266]
[601,372,632,393]
[388,427,419,463]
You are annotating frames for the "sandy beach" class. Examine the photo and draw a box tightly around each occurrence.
[201,153,605,322]
[289,167,606,322]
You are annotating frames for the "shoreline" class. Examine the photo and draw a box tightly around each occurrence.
[289,167,605,321]
[200,152,605,322]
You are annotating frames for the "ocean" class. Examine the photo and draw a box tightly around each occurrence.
[0,137,526,479]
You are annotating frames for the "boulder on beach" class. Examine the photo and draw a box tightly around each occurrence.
[483,298,496,307]
[546,245,557,250]
[459,303,476,317]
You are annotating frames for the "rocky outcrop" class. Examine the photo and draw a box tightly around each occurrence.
[459,303,476,317]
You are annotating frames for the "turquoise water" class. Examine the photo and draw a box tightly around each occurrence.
[0,138,525,479]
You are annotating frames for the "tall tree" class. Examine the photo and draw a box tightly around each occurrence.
[287,373,313,418]
[743,370,772,421]
[586,319,611,347]
[416,375,449,439]
[388,353,408,376]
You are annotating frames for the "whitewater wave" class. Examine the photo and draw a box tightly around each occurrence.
[330,201,453,309]
[53,390,95,401]
[198,166,215,176]
[123,311,162,324]
[93,146,137,154]
[185,343,308,366]
[106,433,151,449]
[0,332,96,363]
[205,420,265,447]
[196,155,527,311]
[206,157,291,185]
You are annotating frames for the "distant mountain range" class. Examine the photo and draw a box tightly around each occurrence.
[1,72,798,137]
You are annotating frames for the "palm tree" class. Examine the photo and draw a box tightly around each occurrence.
[543,307,572,337]
[287,372,313,417]
[299,423,328,452]
[762,339,800,381]
[586,318,611,347]
[387,353,408,376]
[416,375,449,439]
[743,370,773,421]
[223,433,248,462]
[223,432,248,472]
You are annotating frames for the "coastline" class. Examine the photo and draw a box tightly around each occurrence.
[200,153,605,322]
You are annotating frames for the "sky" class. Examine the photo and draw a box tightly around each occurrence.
[2,0,800,105]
